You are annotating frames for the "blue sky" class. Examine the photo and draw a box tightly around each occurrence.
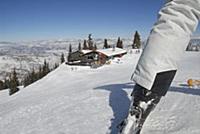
[0,0,199,41]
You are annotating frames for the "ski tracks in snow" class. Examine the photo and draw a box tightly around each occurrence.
[142,87,200,134]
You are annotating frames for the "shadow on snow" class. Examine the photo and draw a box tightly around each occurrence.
[94,82,134,134]
[94,82,200,134]
[170,86,200,96]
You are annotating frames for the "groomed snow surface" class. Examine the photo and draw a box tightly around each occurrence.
[0,51,200,134]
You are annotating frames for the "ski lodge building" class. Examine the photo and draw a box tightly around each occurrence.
[67,47,127,67]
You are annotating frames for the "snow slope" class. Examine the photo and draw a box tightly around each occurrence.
[0,51,200,134]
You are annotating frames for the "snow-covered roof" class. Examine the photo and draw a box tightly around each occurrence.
[80,50,93,54]
[96,47,127,57]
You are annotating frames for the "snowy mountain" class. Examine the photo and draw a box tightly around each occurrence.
[0,41,67,80]
[0,51,199,134]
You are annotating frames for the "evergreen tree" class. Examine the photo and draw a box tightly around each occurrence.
[42,60,47,76]
[0,80,3,90]
[54,63,59,70]
[42,60,50,76]
[12,68,19,86]
[116,37,120,48]
[133,31,141,49]
[23,68,37,87]
[23,74,30,87]
[94,44,97,50]
[61,53,65,64]
[116,37,123,48]
[46,62,50,73]
[3,78,9,89]
[69,44,72,53]
[30,68,37,83]
[120,40,123,49]
[9,68,20,95]
[38,65,43,79]
[78,42,81,51]
[104,39,109,49]
[68,44,73,62]
[88,34,94,50]
[83,40,88,50]
[23,61,58,87]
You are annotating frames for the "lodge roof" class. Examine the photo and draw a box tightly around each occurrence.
[81,50,93,54]
[76,47,127,57]
[96,47,127,57]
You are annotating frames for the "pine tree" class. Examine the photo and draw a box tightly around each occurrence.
[68,44,73,62]
[104,39,109,49]
[30,68,37,83]
[133,31,141,49]
[23,74,30,87]
[8,74,12,88]
[42,60,47,76]
[116,37,120,48]
[83,40,88,50]
[37,67,42,79]
[38,65,43,79]
[88,34,94,50]
[61,53,65,64]
[9,68,20,95]
[120,40,123,49]
[94,44,97,50]
[42,60,49,76]
[0,80,3,90]
[23,62,55,87]
[3,78,9,89]
[78,42,81,51]
[54,63,59,70]
[69,44,72,53]
[116,37,123,48]
[12,68,19,86]
[46,62,50,73]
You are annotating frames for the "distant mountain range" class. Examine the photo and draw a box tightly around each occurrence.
[0,37,199,81]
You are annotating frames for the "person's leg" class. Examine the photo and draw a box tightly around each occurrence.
[118,85,161,134]
[119,70,176,134]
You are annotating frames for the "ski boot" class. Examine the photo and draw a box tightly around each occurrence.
[118,84,161,134]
